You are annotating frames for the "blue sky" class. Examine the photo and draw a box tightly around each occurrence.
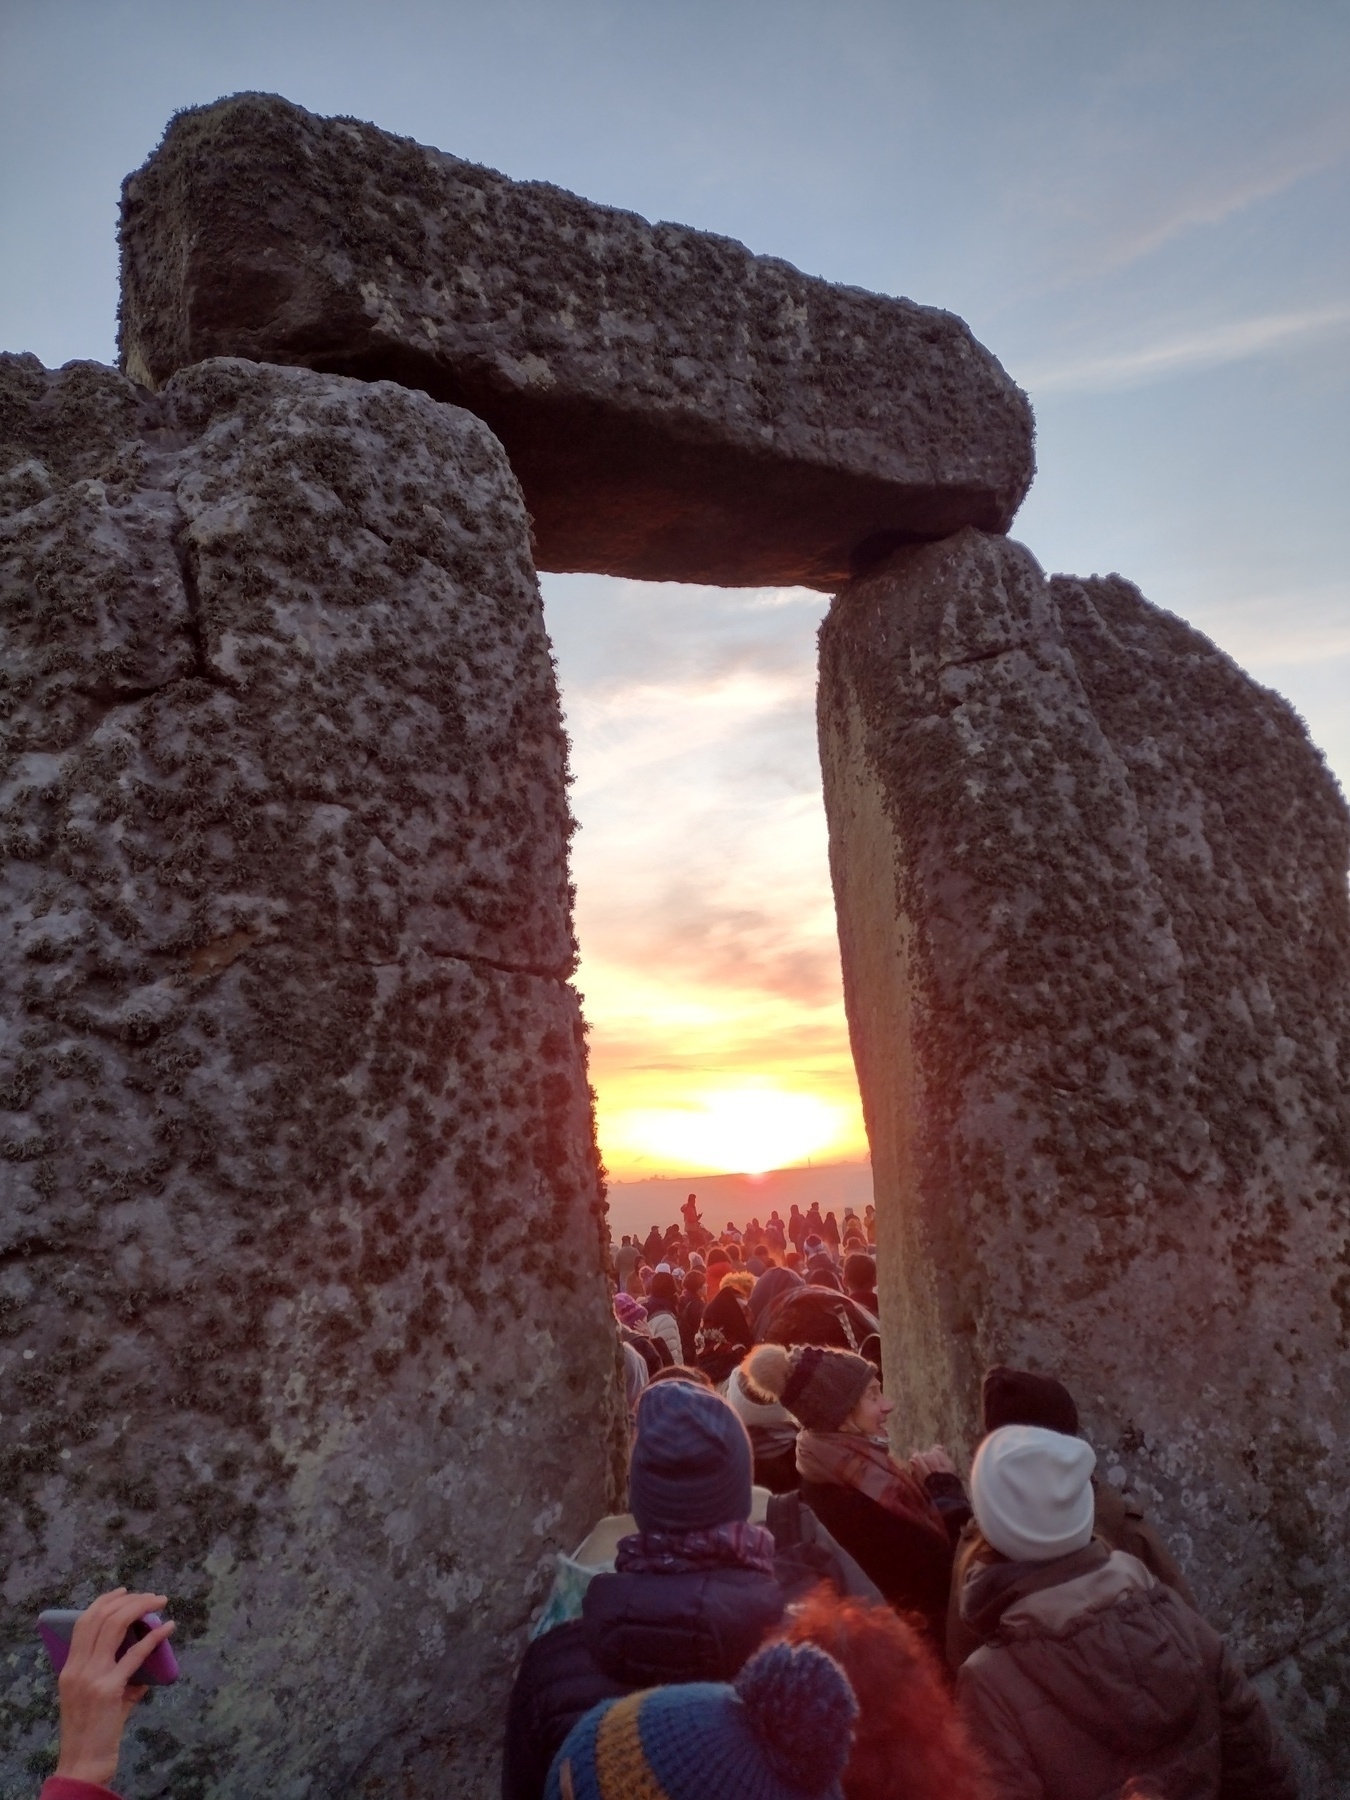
[3,0,1346,1176]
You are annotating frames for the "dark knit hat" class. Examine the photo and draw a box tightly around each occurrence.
[545,1640,857,1800]
[781,1345,875,1433]
[648,1270,679,1309]
[842,1252,876,1293]
[628,1380,753,1532]
[982,1364,1080,1438]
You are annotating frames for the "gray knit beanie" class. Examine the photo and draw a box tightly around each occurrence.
[777,1345,875,1433]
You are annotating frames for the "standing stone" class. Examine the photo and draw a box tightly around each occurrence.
[0,353,622,1797]
[818,526,1350,1784]
[117,93,1035,591]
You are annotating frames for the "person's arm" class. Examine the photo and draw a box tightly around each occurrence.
[910,1446,973,1541]
[40,1589,176,1800]
[1212,1640,1299,1800]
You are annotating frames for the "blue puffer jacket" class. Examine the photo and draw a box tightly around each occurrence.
[501,1565,785,1800]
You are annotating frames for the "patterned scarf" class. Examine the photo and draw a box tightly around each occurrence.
[614,1518,778,1576]
[795,1429,950,1546]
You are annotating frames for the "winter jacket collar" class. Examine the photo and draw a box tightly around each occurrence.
[614,1520,777,1577]
[960,1537,1110,1640]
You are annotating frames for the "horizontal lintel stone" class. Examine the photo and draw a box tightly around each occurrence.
[119,92,1035,590]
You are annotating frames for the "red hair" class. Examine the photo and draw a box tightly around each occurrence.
[776,1591,992,1800]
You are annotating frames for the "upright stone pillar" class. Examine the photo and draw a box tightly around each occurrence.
[0,353,622,1797]
[818,525,1350,1785]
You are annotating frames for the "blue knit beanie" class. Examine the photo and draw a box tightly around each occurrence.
[627,1380,753,1533]
[544,1640,857,1800]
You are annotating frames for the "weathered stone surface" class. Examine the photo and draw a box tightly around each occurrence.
[118,93,1035,591]
[819,527,1350,1782]
[0,353,622,1796]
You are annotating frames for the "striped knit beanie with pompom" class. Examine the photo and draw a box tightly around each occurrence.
[544,1640,857,1800]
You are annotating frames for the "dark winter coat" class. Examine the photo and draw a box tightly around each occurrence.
[955,1544,1297,1800]
[500,1496,878,1800]
[799,1473,959,1651]
[617,1325,666,1378]
[676,1293,703,1363]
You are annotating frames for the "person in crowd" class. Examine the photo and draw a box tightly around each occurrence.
[38,1587,177,1800]
[614,1293,670,1377]
[745,1248,768,1278]
[704,1245,732,1298]
[644,1271,684,1366]
[806,1201,826,1240]
[695,1269,756,1384]
[785,1249,803,1272]
[755,1282,880,1368]
[623,1267,646,1300]
[504,1381,864,1800]
[778,1589,992,1800]
[788,1205,807,1253]
[766,1211,787,1254]
[544,1638,858,1800]
[807,1253,843,1291]
[822,1210,842,1254]
[947,1364,1196,1673]
[723,1219,743,1245]
[640,1225,663,1266]
[725,1352,801,1494]
[747,1265,803,1338]
[954,1425,1297,1798]
[612,1234,640,1287]
[803,1232,827,1264]
[843,1253,878,1315]
[622,1339,650,1424]
[745,1343,965,1650]
[677,1268,706,1363]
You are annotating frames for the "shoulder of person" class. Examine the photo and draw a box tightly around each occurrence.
[41,1781,124,1800]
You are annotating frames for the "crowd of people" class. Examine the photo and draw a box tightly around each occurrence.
[517,1194,1298,1800]
[37,1195,1297,1800]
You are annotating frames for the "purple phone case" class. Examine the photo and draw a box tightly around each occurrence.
[38,1610,179,1685]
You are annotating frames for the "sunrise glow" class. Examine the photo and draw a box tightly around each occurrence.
[602,1080,858,1178]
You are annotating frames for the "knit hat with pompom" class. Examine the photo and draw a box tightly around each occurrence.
[544,1640,857,1800]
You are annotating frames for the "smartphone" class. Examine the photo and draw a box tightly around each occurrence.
[37,1609,179,1685]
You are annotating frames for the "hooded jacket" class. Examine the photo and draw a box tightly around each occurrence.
[955,1545,1296,1800]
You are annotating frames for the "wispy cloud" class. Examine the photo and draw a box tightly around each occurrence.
[1022,302,1350,394]
[1039,131,1349,293]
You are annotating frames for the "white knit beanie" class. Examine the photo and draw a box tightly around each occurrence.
[724,1361,794,1429]
[971,1424,1097,1562]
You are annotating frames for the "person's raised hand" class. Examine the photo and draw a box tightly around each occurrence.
[54,1588,175,1789]
[909,1444,957,1479]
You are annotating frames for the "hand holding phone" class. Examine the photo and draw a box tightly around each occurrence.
[38,1590,177,1790]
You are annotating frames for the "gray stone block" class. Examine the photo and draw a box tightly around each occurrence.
[118,93,1035,591]
[0,353,622,1797]
[818,525,1350,1783]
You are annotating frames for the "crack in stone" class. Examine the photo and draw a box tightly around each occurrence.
[171,518,243,692]
[353,948,574,983]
